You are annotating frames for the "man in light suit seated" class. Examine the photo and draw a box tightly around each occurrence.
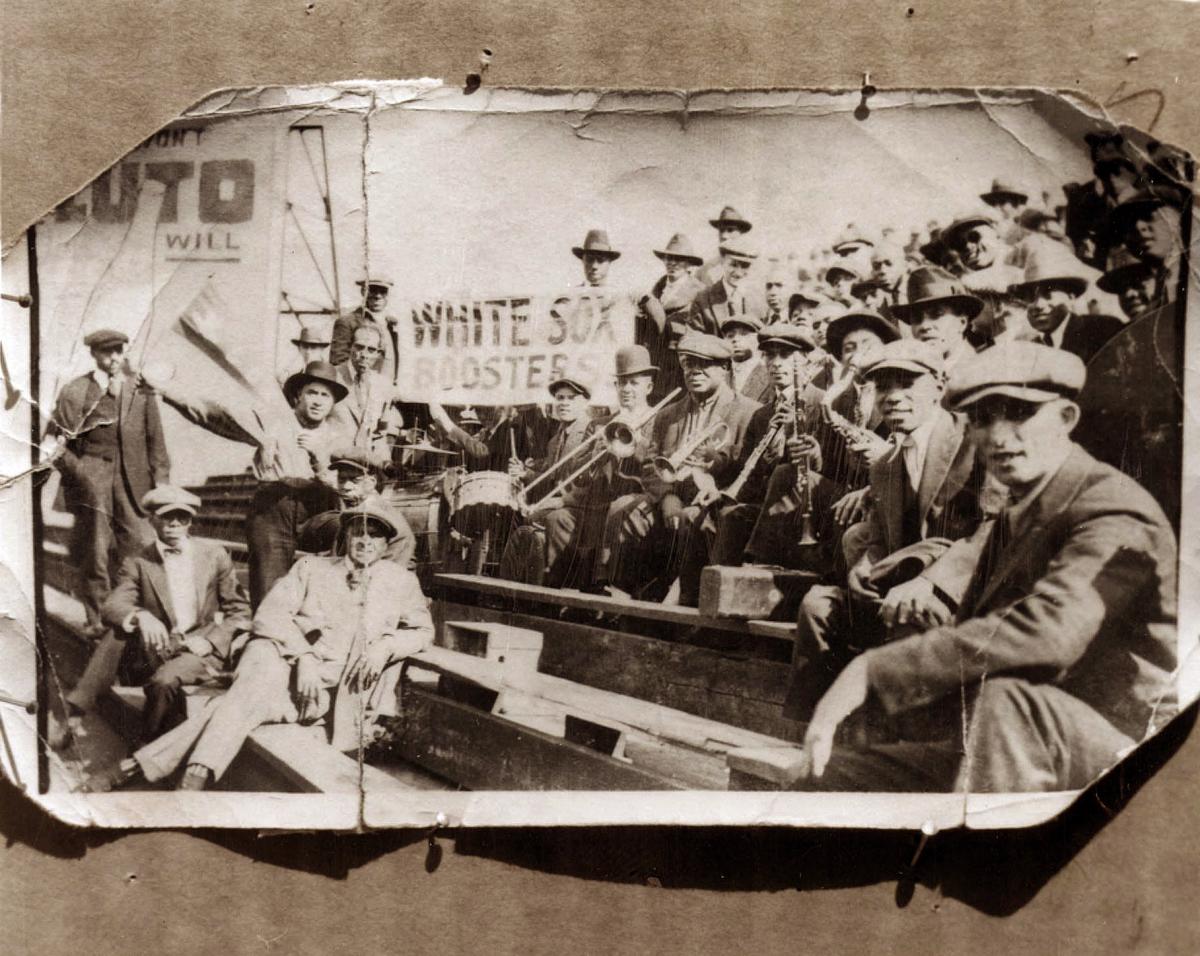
[791,343,1177,793]
[84,497,434,792]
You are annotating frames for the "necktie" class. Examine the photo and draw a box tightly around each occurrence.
[1040,333,1054,347]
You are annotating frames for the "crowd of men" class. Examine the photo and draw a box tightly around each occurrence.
[46,127,1192,793]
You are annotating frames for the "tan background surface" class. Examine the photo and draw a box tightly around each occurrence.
[2,1,1199,952]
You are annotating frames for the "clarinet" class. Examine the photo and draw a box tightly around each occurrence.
[793,362,819,547]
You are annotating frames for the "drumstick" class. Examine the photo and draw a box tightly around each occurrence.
[509,424,519,462]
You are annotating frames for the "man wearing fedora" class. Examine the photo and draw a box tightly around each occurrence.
[48,328,171,635]
[278,325,332,385]
[639,233,705,403]
[1006,244,1123,363]
[1106,187,1187,307]
[792,343,1176,793]
[85,498,434,791]
[330,277,399,382]
[688,235,764,336]
[696,205,753,285]
[155,360,353,608]
[890,266,984,371]
[940,214,1023,296]
[573,229,621,289]
[1097,248,1164,321]
[980,178,1029,245]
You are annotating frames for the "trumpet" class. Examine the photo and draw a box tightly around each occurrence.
[518,387,682,508]
[652,420,730,483]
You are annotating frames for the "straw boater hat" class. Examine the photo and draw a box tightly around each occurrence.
[946,342,1085,409]
[890,266,985,323]
[572,229,621,260]
[824,310,902,359]
[291,326,332,347]
[283,360,349,405]
[708,206,752,233]
[980,178,1028,207]
[653,233,703,267]
[1006,243,1093,300]
[614,344,658,377]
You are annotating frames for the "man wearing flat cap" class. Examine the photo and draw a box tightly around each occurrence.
[688,235,765,336]
[890,267,984,372]
[720,313,772,404]
[86,497,434,791]
[100,485,251,742]
[639,233,705,403]
[47,328,171,635]
[153,359,353,608]
[330,278,399,383]
[792,343,1177,793]
[1006,243,1123,363]
[598,332,759,601]
[786,339,986,720]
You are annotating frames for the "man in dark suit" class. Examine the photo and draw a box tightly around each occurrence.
[787,340,985,718]
[1006,244,1123,363]
[687,236,764,336]
[598,332,760,601]
[48,329,170,634]
[720,314,773,404]
[792,343,1177,793]
[101,485,251,741]
[330,278,398,381]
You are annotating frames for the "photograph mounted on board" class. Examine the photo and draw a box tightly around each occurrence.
[0,83,1194,829]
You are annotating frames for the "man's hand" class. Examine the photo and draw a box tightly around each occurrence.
[622,499,654,538]
[849,432,893,467]
[879,576,952,630]
[800,653,871,780]
[832,487,871,526]
[296,431,318,452]
[346,643,393,692]
[785,434,821,469]
[507,457,531,480]
[294,656,322,721]
[660,494,684,531]
[135,611,172,660]
[690,470,720,507]
[182,635,214,658]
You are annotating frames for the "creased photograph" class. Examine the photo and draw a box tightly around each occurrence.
[0,83,1194,829]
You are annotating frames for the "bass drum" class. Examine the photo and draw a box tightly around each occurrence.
[449,470,523,536]
[1076,301,1182,529]
[382,472,444,571]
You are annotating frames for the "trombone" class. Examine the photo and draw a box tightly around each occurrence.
[652,420,730,483]
[518,387,681,508]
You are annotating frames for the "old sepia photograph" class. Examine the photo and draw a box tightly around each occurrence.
[0,84,1194,828]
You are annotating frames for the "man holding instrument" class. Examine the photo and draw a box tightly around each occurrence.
[597,332,759,602]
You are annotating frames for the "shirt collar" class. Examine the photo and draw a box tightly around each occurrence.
[1004,448,1071,526]
[155,537,192,559]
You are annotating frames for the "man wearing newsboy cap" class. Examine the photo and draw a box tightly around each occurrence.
[792,342,1176,793]
[46,328,171,635]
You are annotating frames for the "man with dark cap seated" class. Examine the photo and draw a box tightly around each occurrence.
[791,343,1176,793]
[598,332,759,601]
[46,327,171,636]
[1005,243,1123,363]
[297,446,417,569]
[85,498,434,792]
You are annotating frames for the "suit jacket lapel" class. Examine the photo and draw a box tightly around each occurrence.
[970,445,1092,612]
[916,409,963,520]
[143,548,178,630]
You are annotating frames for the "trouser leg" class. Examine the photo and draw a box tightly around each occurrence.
[66,631,127,712]
[960,678,1137,793]
[246,481,336,610]
[110,470,154,565]
[793,738,965,792]
[143,652,212,741]
[598,493,649,589]
[674,513,713,608]
[711,503,759,566]
[782,585,851,721]
[75,460,117,626]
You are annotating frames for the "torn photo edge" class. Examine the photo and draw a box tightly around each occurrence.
[0,82,1195,830]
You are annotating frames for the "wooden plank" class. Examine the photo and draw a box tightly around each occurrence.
[412,645,795,755]
[434,572,795,644]
[436,599,803,740]
[388,683,688,791]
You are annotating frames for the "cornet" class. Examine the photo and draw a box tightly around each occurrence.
[652,420,730,483]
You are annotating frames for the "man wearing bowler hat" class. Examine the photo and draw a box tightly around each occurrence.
[330,277,399,382]
[47,328,171,635]
[890,266,984,371]
[1006,244,1123,363]
[154,359,353,608]
[792,343,1176,793]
